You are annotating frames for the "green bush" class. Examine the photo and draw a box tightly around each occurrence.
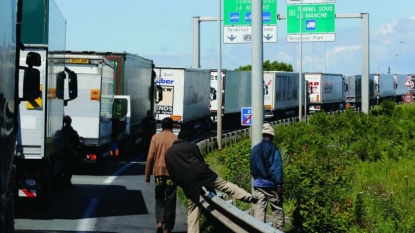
[204,103,415,232]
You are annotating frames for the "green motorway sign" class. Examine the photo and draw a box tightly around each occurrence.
[223,0,277,26]
[287,4,335,34]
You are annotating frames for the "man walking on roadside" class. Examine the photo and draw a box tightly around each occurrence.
[144,117,178,233]
[165,129,259,233]
[250,123,285,231]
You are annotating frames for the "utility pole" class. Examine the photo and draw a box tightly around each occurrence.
[251,0,264,147]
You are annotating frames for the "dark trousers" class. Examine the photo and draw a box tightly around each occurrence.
[155,176,177,231]
[63,155,76,184]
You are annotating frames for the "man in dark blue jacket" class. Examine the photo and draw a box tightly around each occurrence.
[250,123,284,231]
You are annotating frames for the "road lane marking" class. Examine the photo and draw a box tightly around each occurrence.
[103,160,136,184]
[77,197,99,231]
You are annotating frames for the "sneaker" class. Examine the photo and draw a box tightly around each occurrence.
[247,195,259,204]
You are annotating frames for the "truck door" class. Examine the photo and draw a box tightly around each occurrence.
[113,95,131,137]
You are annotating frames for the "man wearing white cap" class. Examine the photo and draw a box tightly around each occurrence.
[250,123,284,231]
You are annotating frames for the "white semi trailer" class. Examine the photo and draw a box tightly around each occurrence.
[154,67,212,133]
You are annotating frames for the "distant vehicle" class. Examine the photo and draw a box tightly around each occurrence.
[210,70,252,128]
[305,73,347,112]
[263,71,305,118]
[90,51,161,157]
[154,67,212,133]
[52,53,115,165]
[373,74,397,104]
[343,74,375,108]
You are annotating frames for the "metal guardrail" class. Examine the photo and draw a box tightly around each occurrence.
[196,117,299,154]
[200,190,283,233]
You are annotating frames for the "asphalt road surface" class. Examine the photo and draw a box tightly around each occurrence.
[14,149,188,233]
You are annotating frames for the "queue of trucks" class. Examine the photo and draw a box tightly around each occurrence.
[2,1,415,232]
[0,0,160,231]
[344,74,409,108]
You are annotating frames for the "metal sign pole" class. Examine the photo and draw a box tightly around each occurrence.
[299,0,303,121]
[217,0,223,149]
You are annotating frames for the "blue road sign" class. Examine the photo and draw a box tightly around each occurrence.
[306,19,316,31]
[241,107,252,126]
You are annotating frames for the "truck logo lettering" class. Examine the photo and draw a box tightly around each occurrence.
[163,73,174,76]
[156,105,173,115]
[324,82,333,93]
[156,78,175,85]
[324,82,333,90]
[163,87,173,92]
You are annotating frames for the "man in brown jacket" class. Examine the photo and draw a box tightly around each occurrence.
[145,117,178,233]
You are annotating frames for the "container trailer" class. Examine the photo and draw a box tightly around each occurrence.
[263,71,304,118]
[14,0,78,207]
[85,51,160,157]
[52,53,115,164]
[373,74,396,104]
[305,73,347,112]
[154,67,212,133]
[210,70,252,128]
[343,74,376,108]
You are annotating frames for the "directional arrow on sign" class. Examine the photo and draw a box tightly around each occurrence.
[264,34,273,41]
[227,35,237,41]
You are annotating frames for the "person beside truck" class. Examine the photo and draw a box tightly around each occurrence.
[141,110,156,156]
[145,117,178,233]
[62,115,80,188]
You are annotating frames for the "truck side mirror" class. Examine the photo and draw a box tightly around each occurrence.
[21,52,41,101]
[56,71,65,100]
[68,71,78,100]
[344,83,349,92]
[64,67,78,106]
[26,52,41,67]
